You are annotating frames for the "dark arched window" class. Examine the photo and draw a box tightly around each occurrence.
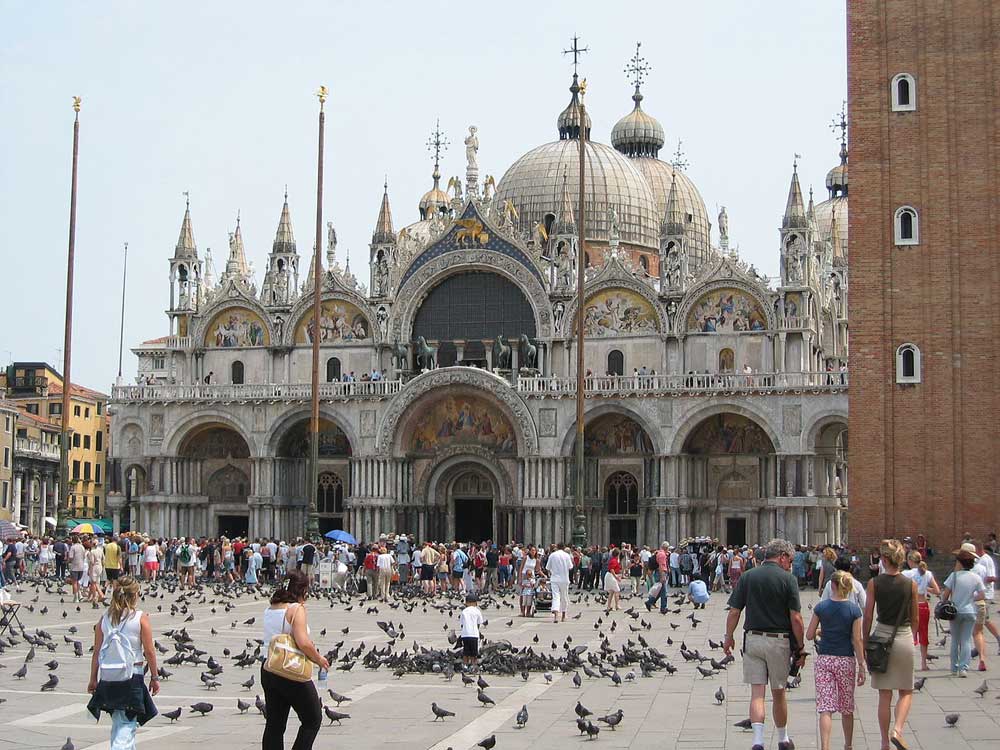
[607,350,624,376]
[412,271,536,343]
[639,255,649,274]
[317,472,344,514]
[891,74,916,111]
[231,361,244,385]
[605,472,638,515]
[584,252,592,268]
[894,206,918,245]
[326,357,341,383]
[897,78,910,106]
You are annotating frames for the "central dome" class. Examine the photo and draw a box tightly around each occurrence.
[495,140,660,250]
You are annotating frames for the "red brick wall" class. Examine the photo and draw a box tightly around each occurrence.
[848,0,1000,551]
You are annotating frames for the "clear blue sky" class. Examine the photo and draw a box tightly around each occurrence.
[0,1,846,391]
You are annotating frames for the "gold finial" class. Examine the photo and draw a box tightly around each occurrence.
[72,96,82,113]
[316,85,328,108]
[579,78,587,98]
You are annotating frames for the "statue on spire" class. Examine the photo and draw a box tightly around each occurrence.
[464,126,479,198]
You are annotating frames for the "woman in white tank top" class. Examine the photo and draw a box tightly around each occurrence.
[86,576,160,750]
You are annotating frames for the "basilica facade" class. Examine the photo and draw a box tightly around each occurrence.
[109,65,849,549]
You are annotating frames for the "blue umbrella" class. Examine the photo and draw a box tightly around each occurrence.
[324,529,357,545]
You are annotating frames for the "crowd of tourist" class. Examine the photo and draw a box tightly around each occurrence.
[1,526,997,750]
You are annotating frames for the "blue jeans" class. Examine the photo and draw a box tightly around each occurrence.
[111,709,138,750]
[950,612,976,672]
[646,570,670,612]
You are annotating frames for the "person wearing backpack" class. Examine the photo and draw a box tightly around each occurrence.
[177,537,196,588]
[86,576,159,748]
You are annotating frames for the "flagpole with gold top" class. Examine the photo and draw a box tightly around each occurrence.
[58,97,82,532]
[307,86,327,541]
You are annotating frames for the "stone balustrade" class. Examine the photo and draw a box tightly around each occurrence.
[14,436,60,461]
[112,369,847,404]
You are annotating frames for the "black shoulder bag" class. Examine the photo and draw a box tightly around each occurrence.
[864,576,911,674]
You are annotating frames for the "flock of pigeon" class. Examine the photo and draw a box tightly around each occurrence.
[1,575,996,749]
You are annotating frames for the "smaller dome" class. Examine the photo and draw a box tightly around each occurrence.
[418,169,450,220]
[825,142,848,198]
[557,75,591,140]
[611,90,665,158]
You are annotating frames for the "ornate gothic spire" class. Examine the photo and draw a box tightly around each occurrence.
[830,205,846,264]
[661,170,686,237]
[272,189,297,255]
[782,158,808,229]
[553,171,576,235]
[173,193,197,259]
[222,213,252,283]
[372,180,395,245]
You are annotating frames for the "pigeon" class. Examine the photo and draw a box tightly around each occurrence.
[945,713,960,726]
[255,695,267,716]
[189,702,214,716]
[515,704,528,728]
[913,677,926,691]
[241,675,255,690]
[476,735,496,750]
[586,721,600,740]
[25,646,35,662]
[41,673,59,691]
[163,707,182,722]
[477,675,489,689]
[697,666,716,678]
[575,701,592,718]
[715,687,725,704]
[12,664,27,679]
[573,672,582,688]
[477,689,495,707]
[598,709,624,730]
[431,702,455,721]
[974,680,989,697]
[328,691,351,706]
[734,718,753,730]
[323,706,350,725]
[45,660,59,671]
[60,739,74,750]
[236,699,251,714]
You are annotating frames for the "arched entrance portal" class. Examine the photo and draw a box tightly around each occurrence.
[450,468,495,543]
[682,412,775,544]
[178,424,252,538]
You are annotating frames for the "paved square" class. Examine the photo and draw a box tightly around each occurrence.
[1,579,998,750]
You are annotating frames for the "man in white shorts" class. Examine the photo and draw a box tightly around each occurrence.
[545,541,574,623]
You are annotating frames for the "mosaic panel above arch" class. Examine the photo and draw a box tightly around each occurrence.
[406,392,517,457]
[686,287,767,333]
[203,308,270,348]
[684,414,774,455]
[579,413,654,456]
[574,287,659,337]
[294,300,371,344]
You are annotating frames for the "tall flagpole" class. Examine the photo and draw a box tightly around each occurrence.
[117,242,128,382]
[307,86,328,541]
[58,97,82,531]
[566,37,589,548]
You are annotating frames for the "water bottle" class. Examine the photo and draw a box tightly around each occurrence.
[318,667,328,687]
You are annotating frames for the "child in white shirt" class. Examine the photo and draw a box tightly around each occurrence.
[459,593,485,669]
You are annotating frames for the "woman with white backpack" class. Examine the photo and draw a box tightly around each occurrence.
[86,576,159,748]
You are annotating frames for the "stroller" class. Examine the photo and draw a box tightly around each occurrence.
[534,578,553,612]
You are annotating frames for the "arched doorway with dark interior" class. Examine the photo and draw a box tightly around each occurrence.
[276,417,353,533]
[178,423,252,538]
[450,468,494,543]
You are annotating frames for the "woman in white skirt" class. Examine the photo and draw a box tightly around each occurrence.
[603,548,623,612]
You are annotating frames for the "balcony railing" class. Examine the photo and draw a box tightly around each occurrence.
[111,380,403,404]
[14,437,60,461]
[517,371,848,397]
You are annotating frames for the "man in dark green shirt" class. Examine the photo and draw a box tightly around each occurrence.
[724,538,804,750]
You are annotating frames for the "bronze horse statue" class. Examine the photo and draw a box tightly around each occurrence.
[414,336,436,371]
[492,334,511,370]
[391,340,409,371]
[518,334,538,369]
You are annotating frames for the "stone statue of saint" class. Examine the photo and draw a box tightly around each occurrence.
[553,300,565,332]
[607,205,620,243]
[327,221,337,257]
[464,126,479,171]
[718,205,729,241]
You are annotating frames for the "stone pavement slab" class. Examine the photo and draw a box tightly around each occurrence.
[0,578,998,749]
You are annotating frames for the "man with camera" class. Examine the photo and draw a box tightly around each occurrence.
[724,538,805,750]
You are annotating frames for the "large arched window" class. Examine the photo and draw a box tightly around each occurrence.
[895,343,921,384]
[891,73,916,112]
[894,206,919,245]
[317,472,344,514]
[605,472,638,515]
[607,350,624,376]
[231,360,244,385]
[412,271,536,343]
[326,357,341,383]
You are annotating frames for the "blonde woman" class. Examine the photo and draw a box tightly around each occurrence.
[807,570,865,750]
[86,538,106,604]
[86,576,159,748]
[902,551,940,671]
[817,546,838,593]
[862,539,918,750]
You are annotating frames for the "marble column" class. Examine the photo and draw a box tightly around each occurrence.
[39,474,48,535]
[27,472,36,530]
